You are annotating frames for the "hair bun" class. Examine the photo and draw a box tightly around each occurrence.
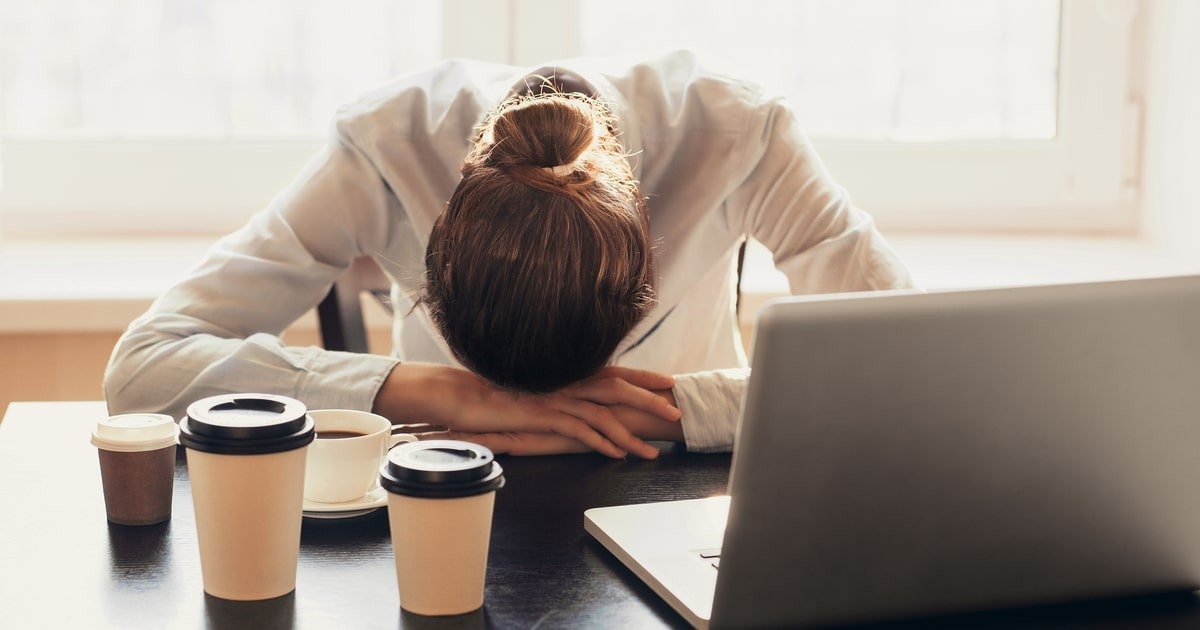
[486,96,598,171]
[425,90,653,393]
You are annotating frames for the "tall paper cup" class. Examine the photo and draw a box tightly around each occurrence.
[179,393,315,601]
[379,440,505,615]
[91,413,179,526]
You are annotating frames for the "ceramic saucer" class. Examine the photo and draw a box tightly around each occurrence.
[303,485,387,520]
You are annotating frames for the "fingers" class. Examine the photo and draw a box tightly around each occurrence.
[609,404,687,442]
[451,382,628,459]
[415,366,672,460]
[540,408,629,459]
[424,413,630,459]
[596,366,675,390]
[412,429,517,454]
[412,430,592,456]
[567,376,681,422]
[502,433,592,456]
[549,397,660,460]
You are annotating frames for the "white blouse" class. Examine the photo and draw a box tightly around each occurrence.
[104,50,914,452]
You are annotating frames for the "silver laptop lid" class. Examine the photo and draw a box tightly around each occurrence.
[713,275,1200,628]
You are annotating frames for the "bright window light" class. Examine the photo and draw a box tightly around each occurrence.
[0,0,443,138]
[0,0,1138,235]
[580,0,1060,141]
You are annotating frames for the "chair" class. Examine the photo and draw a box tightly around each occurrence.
[317,257,390,353]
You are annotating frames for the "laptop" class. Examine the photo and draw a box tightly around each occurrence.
[585,274,1200,628]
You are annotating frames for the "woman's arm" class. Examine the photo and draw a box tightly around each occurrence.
[375,364,681,458]
[104,132,400,421]
[728,98,915,294]
[652,99,918,454]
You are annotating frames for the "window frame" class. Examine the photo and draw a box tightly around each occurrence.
[0,0,1142,237]
[522,0,1141,234]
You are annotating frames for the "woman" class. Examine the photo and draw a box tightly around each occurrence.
[104,50,914,458]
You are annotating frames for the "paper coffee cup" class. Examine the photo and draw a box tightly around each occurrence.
[91,413,179,526]
[179,393,315,601]
[379,440,505,616]
[304,409,417,504]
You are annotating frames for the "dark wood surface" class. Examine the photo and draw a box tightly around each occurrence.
[4,401,1200,629]
[0,402,728,629]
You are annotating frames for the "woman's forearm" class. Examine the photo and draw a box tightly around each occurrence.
[372,363,680,458]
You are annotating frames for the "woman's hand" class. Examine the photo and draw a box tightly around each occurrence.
[607,387,685,442]
[410,385,685,456]
[404,429,594,456]
[373,363,681,459]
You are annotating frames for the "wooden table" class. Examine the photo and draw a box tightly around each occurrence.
[0,401,729,629]
[3,401,1200,629]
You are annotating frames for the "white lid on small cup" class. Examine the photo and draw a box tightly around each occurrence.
[91,413,180,452]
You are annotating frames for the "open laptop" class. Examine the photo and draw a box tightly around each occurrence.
[585,274,1200,628]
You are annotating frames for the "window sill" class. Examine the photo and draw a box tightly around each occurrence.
[1,234,1197,334]
[0,237,224,334]
[739,234,1200,320]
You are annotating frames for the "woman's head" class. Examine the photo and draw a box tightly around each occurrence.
[422,92,655,393]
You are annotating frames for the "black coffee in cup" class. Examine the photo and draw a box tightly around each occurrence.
[316,430,368,440]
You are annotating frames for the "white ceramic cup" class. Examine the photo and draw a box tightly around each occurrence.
[304,409,416,504]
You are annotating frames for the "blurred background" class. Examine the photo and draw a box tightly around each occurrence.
[1,0,1197,410]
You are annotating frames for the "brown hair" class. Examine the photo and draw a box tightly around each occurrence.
[422,92,655,393]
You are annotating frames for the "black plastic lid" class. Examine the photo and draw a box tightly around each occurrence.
[379,440,505,498]
[179,393,314,455]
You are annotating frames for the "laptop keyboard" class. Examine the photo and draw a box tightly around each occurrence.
[697,547,722,569]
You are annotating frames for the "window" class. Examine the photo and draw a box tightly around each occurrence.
[581,0,1060,142]
[0,0,446,235]
[0,0,1142,236]
[562,0,1140,233]
[3,1,442,137]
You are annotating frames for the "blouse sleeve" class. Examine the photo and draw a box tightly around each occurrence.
[726,98,915,295]
[103,127,402,421]
[672,98,917,453]
[673,368,750,452]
